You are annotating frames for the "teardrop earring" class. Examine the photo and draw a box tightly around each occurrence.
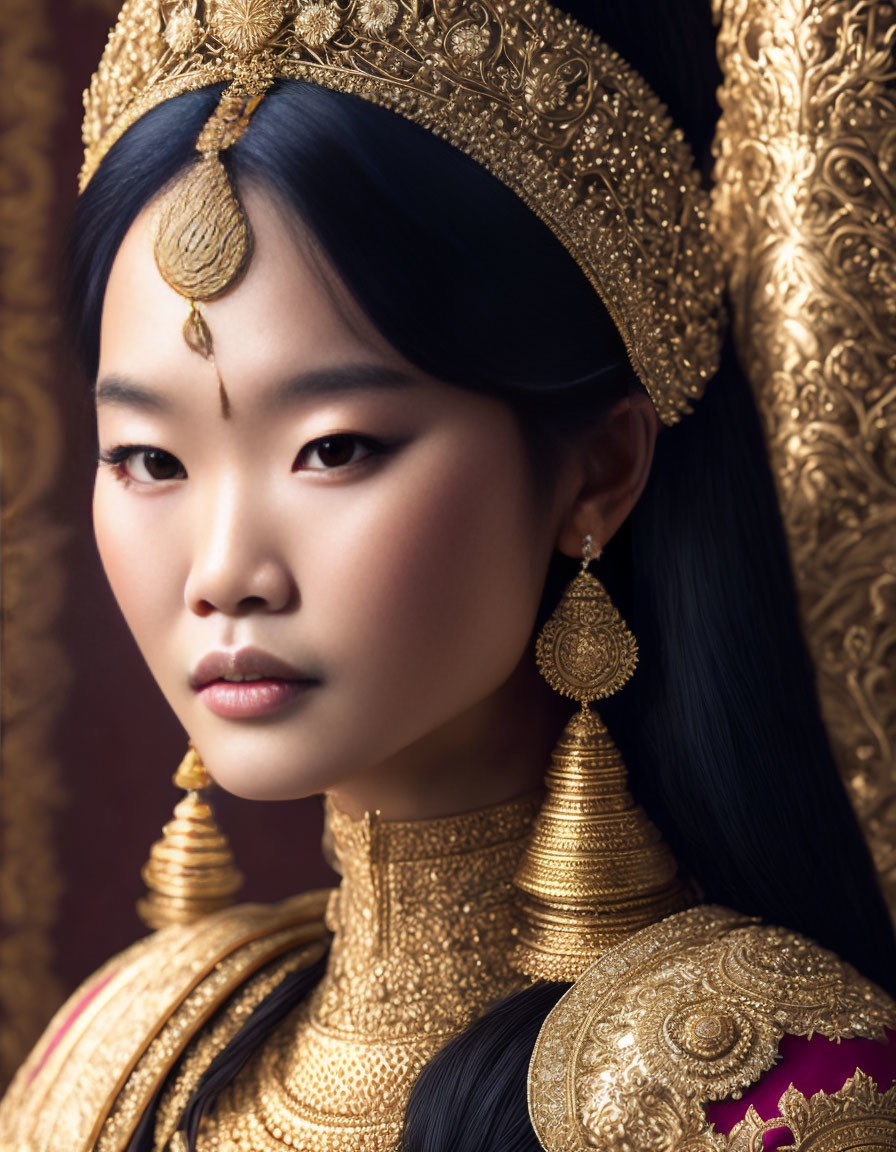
[512,535,691,981]
[137,745,243,930]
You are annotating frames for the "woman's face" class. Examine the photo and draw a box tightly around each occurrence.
[94,185,563,810]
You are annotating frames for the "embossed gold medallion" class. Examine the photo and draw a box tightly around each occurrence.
[535,569,638,704]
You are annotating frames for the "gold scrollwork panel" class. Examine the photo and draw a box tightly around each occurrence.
[712,0,896,912]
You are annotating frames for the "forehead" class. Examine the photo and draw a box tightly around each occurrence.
[98,183,403,400]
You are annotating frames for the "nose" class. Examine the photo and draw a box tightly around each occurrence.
[184,478,296,617]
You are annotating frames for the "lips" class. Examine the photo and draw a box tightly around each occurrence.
[191,647,318,719]
[190,646,310,690]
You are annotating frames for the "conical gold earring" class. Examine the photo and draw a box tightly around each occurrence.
[512,535,691,982]
[137,745,243,930]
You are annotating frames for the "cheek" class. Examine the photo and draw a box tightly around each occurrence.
[92,480,184,665]
[308,426,545,715]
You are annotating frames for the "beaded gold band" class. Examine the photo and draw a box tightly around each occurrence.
[82,0,725,422]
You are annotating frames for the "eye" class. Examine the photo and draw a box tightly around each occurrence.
[99,445,186,484]
[294,433,384,471]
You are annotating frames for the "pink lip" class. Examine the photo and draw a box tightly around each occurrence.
[191,647,318,720]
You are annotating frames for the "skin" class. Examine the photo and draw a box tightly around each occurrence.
[94,184,659,820]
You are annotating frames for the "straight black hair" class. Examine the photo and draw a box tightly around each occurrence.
[73,4,896,1146]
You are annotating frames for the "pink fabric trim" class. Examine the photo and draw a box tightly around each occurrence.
[705,1029,896,1144]
[27,969,119,1085]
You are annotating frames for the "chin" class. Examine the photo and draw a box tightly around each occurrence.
[189,727,340,802]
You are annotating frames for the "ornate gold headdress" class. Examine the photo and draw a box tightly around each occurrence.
[82,0,725,424]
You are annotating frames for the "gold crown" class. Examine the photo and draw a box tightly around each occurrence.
[82,0,725,423]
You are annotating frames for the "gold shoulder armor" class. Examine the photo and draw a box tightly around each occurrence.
[0,891,330,1152]
[528,905,896,1152]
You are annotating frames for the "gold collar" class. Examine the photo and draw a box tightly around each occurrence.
[198,793,540,1151]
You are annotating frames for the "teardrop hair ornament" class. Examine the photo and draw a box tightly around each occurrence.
[152,153,253,305]
[513,535,690,981]
[137,745,244,930]
[150,82,269,415]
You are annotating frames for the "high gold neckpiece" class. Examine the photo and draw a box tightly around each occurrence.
[82,0,725,424]
[194,793,540,1151]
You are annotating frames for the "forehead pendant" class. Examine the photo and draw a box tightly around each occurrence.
[151,81,270,415]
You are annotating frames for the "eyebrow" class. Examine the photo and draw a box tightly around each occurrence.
[94,363,419,410]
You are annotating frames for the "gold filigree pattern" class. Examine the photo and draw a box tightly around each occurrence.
[0,893,329,1152]
[527,905,896,1152]
[0,0,68,1093]
[80,0,725,425]
[194,796,539,1152]
[535,572,638,704]
[711,1,896,915]
[729,1072,896,1152]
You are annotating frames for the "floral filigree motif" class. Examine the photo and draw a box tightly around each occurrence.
[524,68,568,112]
[164,3,203,52]
[446,22,490,59]
[354,0,398,37]
[210,0,285,53]
[294,1,341,44]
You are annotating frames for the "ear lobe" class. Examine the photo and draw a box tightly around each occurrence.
[553,393,659,559]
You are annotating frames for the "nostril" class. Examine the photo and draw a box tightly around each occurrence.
[236,595,271,615]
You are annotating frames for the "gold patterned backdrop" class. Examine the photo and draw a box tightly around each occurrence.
[0,0,68,1085]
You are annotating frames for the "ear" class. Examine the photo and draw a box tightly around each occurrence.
[554,393,660,558]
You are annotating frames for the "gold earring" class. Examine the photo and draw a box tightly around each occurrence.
[512,534,690,981]
[137,745,243,930]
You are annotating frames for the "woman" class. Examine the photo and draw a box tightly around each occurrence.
[1,0,895,1148]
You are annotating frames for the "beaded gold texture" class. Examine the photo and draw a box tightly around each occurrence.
[191,796,538,1151]
[81,0,725,424]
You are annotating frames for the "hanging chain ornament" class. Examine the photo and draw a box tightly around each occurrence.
[137,745,244,930]
[513,535,691,981]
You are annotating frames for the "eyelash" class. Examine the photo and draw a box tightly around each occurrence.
[97,433,391,485]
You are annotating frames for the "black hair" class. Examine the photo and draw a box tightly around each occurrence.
[76,4,896,1149]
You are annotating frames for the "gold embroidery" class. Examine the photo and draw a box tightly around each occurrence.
[196,795,539,1151]
[0,894,328,1152]
[149,948,324,1150]
[96,936,327,1152]
[728,1072,896,1152]
[711,1,896,915]
[527,905,896,1152]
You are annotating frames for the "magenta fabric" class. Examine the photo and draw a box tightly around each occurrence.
[705,1029,896,1145]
